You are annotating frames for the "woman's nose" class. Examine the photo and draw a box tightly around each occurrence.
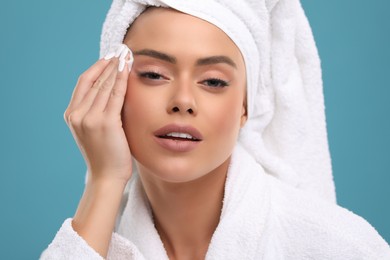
[166,82,198,116]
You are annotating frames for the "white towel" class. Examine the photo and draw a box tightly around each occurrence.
[100,0,336,203]
[114,144,389,259]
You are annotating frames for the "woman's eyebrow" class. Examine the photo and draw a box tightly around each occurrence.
[133,49,177,63]
[196,56,237,69]
[132,49,237,68]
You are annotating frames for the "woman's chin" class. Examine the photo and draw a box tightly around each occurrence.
[134,154,231,185]
[139,163,206,184]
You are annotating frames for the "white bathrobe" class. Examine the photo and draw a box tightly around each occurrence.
[41,144,390,259]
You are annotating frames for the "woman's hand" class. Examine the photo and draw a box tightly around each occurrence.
[65,45,134,258]
[64,54,132,184]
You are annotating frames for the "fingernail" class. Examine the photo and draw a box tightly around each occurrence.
[125,50,134,72]
[127,60,133,72]
[118,59,126,72]
[118,45,129,72]
[126,54,134,72]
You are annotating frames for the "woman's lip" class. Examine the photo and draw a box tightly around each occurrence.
[153,124,203,141]
[153,124,203,153]
[153,136,201,153]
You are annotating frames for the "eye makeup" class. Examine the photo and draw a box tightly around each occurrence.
[138,71,165,80]
[200,78,230,88]
[132,55,233,89]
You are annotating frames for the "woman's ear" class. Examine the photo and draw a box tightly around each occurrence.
[240,104,248,128]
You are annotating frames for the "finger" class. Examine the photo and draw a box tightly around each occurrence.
[67,59,112,112]
[72,60,118,117]
[105,62,130,115]
[78,59,118,111]
[65,59,112,125]
[89,61,120,113]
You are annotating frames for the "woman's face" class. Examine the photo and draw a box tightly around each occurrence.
[123,8,247,183]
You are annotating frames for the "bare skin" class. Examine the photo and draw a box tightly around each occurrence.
[138,158,229,260]
[65,57,132,257]
[65,7,246,259]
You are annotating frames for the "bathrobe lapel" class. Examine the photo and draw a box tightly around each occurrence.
[117,144,271,259]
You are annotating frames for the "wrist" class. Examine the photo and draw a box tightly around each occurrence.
[72,174,128,257]
[86,169,131,188]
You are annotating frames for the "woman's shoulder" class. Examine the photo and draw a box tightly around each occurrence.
[266,176,390,259]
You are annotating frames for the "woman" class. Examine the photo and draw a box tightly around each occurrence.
[41,0,390,259]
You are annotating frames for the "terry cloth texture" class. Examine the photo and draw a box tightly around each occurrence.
[41,144,390,259]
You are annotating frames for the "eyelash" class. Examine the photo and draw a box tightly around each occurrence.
[138,71,165,80]
[138,71,229,88]
[200,78,230,88]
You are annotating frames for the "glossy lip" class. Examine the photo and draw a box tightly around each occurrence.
[153,124,203,153]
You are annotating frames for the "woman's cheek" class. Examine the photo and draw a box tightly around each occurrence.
[206,93,243,142]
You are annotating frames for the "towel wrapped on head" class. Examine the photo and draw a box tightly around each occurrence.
[100,0,336,203]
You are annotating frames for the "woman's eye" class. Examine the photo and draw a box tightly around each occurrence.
[139,72,164,80]
[201,78,229,88]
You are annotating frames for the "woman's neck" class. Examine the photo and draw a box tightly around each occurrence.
[138,158,230,260]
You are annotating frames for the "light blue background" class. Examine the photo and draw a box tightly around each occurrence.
[0,1,388,259]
